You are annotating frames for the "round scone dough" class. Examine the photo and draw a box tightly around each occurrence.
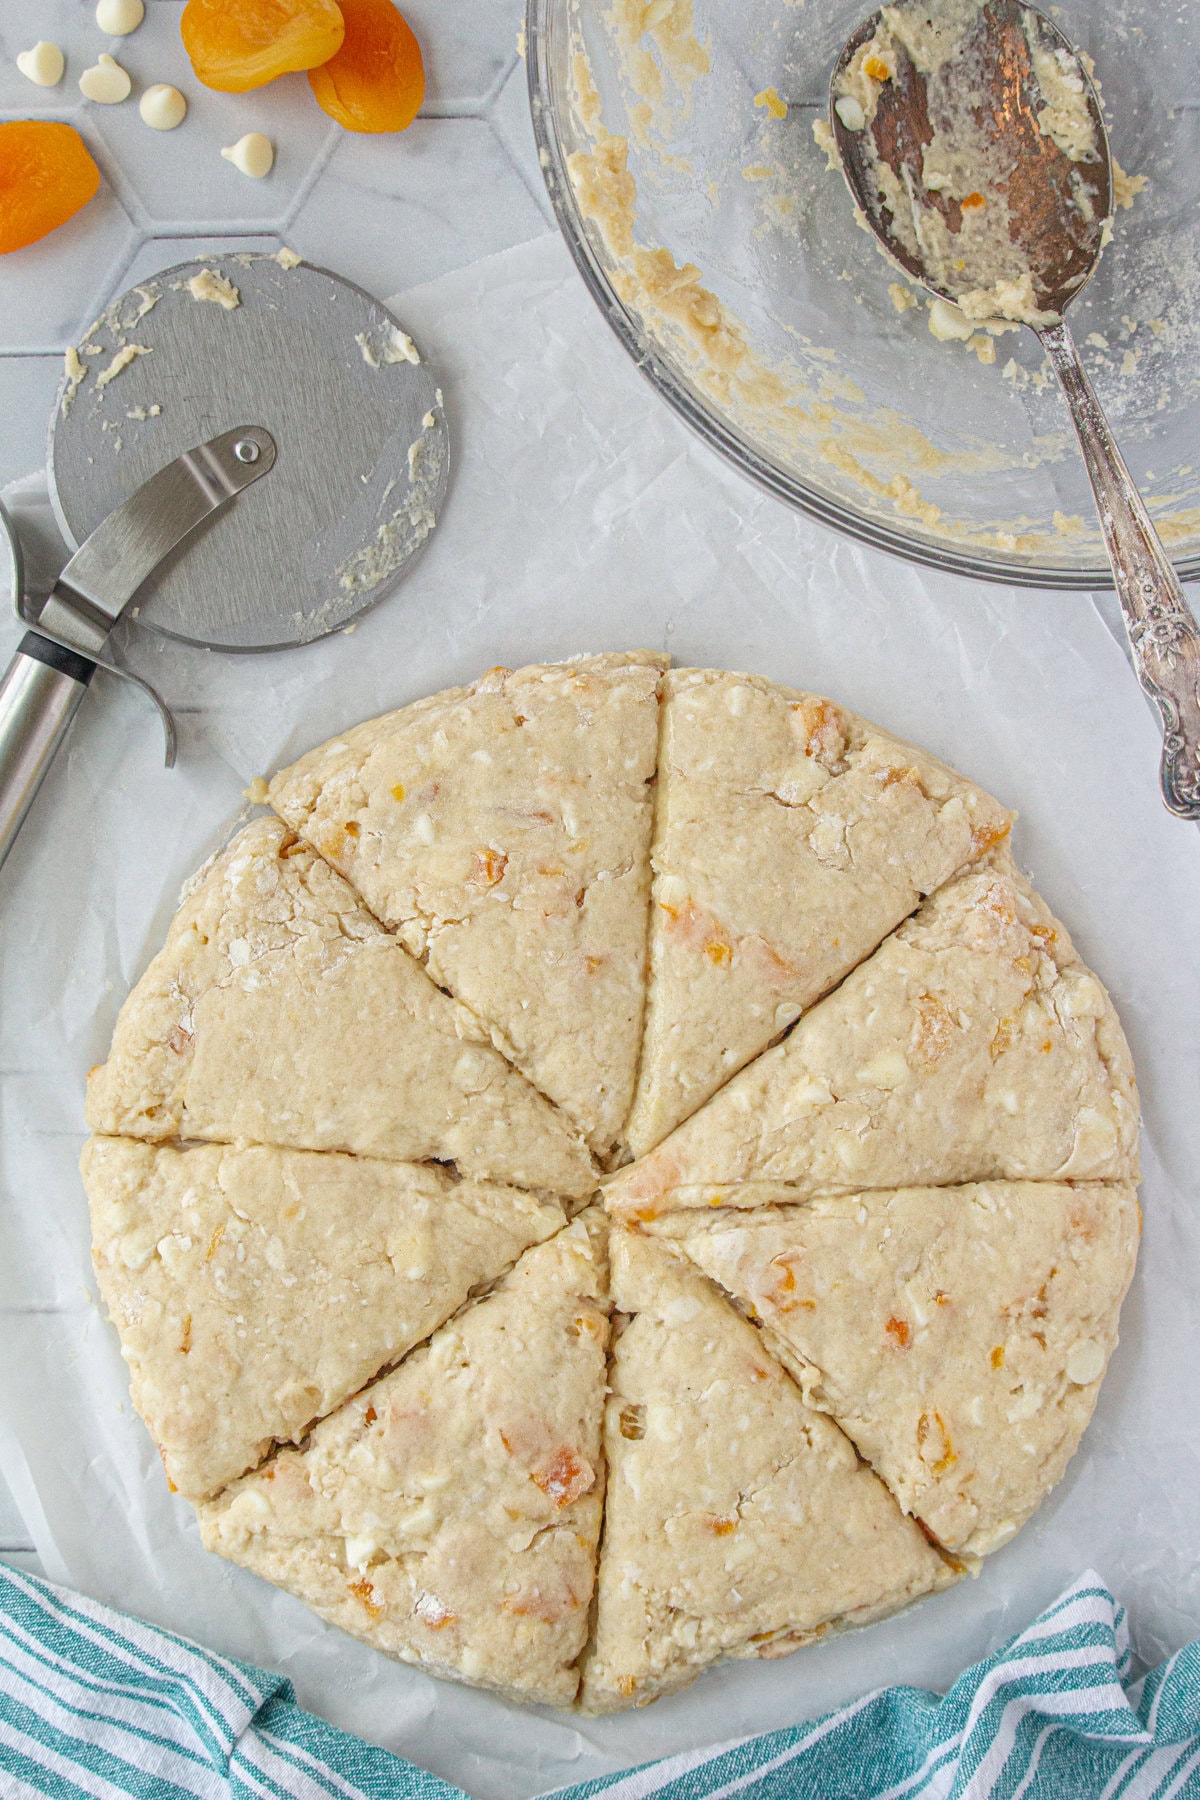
[83,653,1140,1712]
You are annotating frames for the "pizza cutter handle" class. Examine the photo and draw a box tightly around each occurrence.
[0,631,94,872]
[0,427,277,878]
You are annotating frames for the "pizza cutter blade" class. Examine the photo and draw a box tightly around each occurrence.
[1,252,449,874]
[49,252,449,652]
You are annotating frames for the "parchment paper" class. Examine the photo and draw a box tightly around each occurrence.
[1,231,1198,1800]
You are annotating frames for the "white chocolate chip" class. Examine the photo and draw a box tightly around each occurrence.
[343,1533,376,1571]
[1056,1105,1118,1175]
[398,1502,436,1536]
[662,1295,703,1324]
[855,1049,909,1090]
[96,0,145,34]
[1066,1339,1105,1385]
[452,1050,488,1093]
[834,94,866,131]
[412,811,435,844]
[79,53,132,103]
[647,1405,682,1444]
[221,133,274,179]
[16,42,64,87]
[119,1231,155,1271]
[139,83,187,130]
[1059,973,1105,1019]
[155,1233,191,1275]
[791,1075,835,1108]
[232,1487,271,1522]
[902,1280,929,1329]
[834,1134,868,1170]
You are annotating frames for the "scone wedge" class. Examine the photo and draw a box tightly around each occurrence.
[269,653,665,1159]
[580,1228,955,1713]
[608,856,1138,1216]
[651,1182,1140,1556]
[86,817,595,1199]
[625,669,1012,1155]
[200,1215,610,1708]
[83,1136,566,1499]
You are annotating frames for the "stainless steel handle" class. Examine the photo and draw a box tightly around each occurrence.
[1040,318,1200,819]
[0,634,94,872]
[0,427,277,877]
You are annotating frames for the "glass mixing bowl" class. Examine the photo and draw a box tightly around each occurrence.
[526,0,1200,588]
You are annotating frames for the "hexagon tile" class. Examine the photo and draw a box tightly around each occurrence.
[0,0,537,488]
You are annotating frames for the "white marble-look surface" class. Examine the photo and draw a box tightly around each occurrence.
[0,0,541,1573]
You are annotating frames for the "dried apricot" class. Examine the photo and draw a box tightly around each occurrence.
[0,122,100,255]
[308,0,424,133]
[181,0,345,93]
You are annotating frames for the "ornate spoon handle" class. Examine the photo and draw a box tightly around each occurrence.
[1039,318,1200,819]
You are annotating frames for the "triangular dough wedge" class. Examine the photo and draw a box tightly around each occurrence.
[652,1182,1140,1557]
[86,818,595,1200]
[580,1228,954,1713]
[624,670,1012,1155]
[607,857,1138,1216]
[83,1136,567,1499]
[199,1216,609,1709]
[268,653,665,1157]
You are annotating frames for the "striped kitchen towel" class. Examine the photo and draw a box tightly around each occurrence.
[1,1563,1198,1800]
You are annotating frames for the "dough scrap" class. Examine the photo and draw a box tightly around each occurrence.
[580,1228,954,1712]
[85,817,596,1199]
[607,854,1138,1215]
[269,653,665,1157]
[200,1216,609,1708]
[83,1136,566,1499]
[625,669,1013,1155]
[652,1181,1140,1556]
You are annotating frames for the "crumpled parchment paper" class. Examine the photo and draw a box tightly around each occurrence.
[1,230,1198,1800]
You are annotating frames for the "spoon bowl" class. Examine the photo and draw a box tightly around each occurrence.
[831,0,1111,319]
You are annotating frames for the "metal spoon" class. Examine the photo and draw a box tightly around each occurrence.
[830,0,1200,819]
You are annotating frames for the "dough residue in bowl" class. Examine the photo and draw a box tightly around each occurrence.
[554,0,1196,569]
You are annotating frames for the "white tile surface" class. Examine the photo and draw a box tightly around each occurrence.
[288,116,548,295]
[0,0,541,481]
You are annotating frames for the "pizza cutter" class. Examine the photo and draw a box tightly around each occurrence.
[0,253,450,872]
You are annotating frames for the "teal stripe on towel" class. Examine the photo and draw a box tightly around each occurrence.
[2,1564,1200,1800]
